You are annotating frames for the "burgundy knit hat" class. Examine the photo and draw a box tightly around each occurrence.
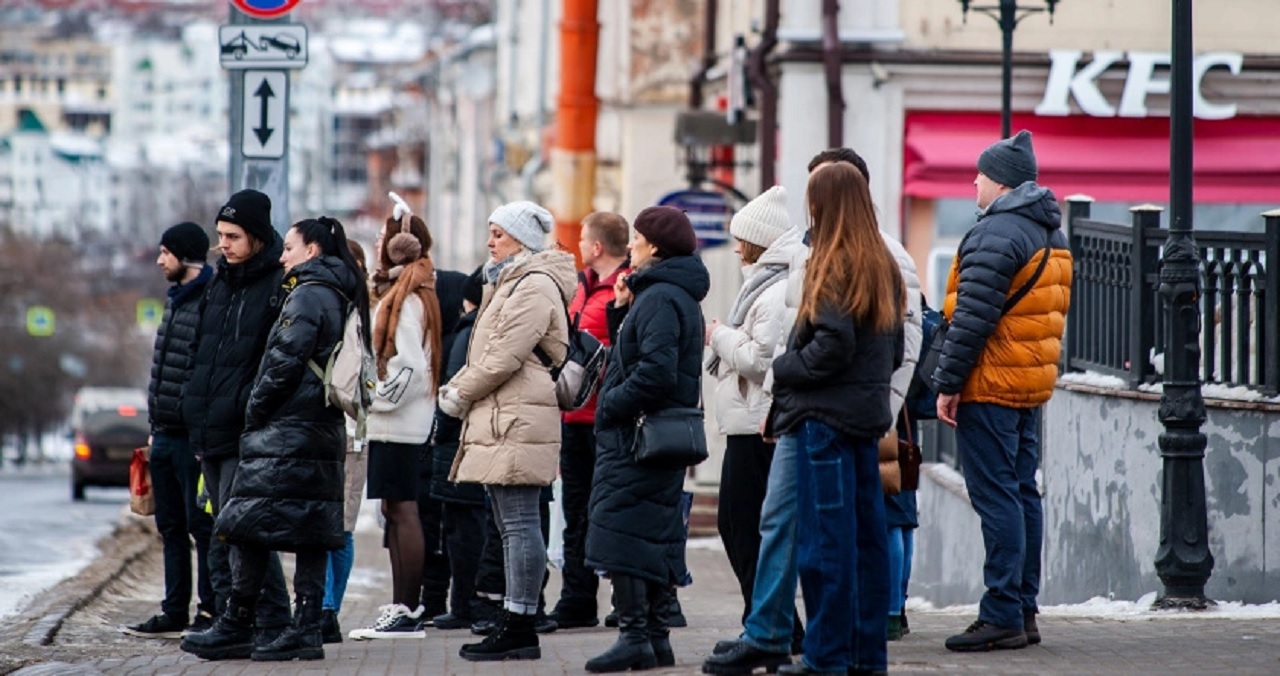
[633,206,697,258]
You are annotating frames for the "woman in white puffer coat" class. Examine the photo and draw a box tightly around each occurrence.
[704,185,801,623]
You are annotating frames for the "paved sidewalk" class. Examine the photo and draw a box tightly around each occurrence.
[3,514,1280,675]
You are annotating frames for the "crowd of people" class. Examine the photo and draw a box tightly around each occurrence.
[123,133,1070,674]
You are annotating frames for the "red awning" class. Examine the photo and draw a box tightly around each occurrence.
[903,112,1280,204]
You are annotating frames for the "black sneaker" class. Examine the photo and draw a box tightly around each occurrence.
[944,620,1028,652]
[187,609,215,635]
[120,613,188,639]
[702,640,790,675]
[534,611,558,634]
[549,608,599,630]
[432,612,474,630]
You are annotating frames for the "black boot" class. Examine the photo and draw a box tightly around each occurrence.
[459,610,541,661]
[584,575,658,673]
[647,582,677,668]
[180,595,256,661]
[252,596,324,661]
[320,609,342,644]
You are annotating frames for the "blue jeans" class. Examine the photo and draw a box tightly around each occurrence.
[955,403,1042,629]
[487,485,546,615]
[149,432,214,619]
[323,532,355,612]
[743,433,800,653]
[795,420,888,673]
[887,527,914,616]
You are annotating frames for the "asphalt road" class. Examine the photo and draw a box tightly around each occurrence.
[0,465,130,619]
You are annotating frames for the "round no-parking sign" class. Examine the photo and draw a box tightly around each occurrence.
[231,0,301,19]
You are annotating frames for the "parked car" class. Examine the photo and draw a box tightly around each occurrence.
[258,33,300,58]
[70,387,148,501]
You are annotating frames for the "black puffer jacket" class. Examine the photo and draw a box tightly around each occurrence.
[586,255,709,585]
[428,310,485,506]
[148,265,212,435]
[215,255,360,552]
[768,302,904,441]
[183,236,286,460]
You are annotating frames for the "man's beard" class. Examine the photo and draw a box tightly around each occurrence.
[165,265,187,283]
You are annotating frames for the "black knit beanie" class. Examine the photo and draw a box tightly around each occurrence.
[160,221,210,264]
[216,189,274,244]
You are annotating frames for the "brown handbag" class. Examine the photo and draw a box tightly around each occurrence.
[898,410,923,492]
[878,430,902,496]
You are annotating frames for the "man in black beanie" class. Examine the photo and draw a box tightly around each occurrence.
[180,191,292,659]
[121,223,217,639]
[928,129,1073,653]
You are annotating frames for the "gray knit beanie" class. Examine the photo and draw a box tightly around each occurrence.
[977,129,1038,188]
[488,201,554,252]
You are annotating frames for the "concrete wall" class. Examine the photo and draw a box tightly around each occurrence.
[912,384,1280,606]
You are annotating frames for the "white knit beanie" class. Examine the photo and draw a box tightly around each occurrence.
[488,201,554,252]
[730,185,790,249]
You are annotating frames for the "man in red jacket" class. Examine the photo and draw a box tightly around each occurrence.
[549,211,630,629]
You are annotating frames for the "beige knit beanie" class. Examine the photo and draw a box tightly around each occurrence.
[729,185,790,249]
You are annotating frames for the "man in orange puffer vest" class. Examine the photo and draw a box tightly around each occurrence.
[930,130,1072,653]
[549,211,630,629]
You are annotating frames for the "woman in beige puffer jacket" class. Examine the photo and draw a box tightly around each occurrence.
[437,200,575,662]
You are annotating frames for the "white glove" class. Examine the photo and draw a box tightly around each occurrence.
[438,385,470,419]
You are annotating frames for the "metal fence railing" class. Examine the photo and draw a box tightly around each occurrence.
[1064,198,1280,394]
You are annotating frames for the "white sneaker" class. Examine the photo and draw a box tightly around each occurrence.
[348,604,426,640]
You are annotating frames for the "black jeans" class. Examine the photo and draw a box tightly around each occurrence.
[202,455,291,628]
[555,423,598,616]
[441,502,486,617]
[417,448,451,612]
[718,433,776,623]
[150,432,215,620]
[237,545,327,603]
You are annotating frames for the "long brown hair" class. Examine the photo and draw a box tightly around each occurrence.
[798,162,903,334]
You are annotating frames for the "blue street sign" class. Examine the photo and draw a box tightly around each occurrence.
[656,189,735,250]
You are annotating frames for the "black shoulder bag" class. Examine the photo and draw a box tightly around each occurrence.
[628,291,708,469]
[917,235,1053,392]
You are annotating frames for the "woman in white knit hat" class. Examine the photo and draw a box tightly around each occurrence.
[703,185,803,628]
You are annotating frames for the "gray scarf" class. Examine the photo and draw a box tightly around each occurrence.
[483,252,523,284]
[706,263,787,376]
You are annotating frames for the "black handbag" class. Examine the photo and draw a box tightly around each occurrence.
[631,407,709,468]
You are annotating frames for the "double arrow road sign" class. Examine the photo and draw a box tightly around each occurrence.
[242,70,287,159]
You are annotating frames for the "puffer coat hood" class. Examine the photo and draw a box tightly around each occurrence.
[214,254,362,552]
[448,250,576,486]
[586,254,709,586]
[933,182,1073,407]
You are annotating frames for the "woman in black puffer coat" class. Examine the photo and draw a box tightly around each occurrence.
[196,217,370,664]
[585,206,710,673]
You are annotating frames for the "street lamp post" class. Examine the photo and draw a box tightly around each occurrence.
[958,0,1060,139]
[1154,0,1214,610]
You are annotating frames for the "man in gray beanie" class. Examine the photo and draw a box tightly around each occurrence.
[929,129,1073,653]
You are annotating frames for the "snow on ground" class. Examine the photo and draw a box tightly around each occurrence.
[908,592,1280,620]
[1063,369,1280,403]
[1059,371,1128,390]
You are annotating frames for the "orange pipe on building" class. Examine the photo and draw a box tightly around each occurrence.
[551,0,600,267]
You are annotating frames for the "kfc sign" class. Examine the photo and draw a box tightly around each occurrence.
[1035,49,1243,120]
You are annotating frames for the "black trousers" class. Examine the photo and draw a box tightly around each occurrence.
[417,448,451,612]
[236,545,326,603]
[202,455,291,628]
[475,492,552,611]
[555,423,599,615]
[717,433,776,623]
[150,431,214,620]
[441,501,486,617]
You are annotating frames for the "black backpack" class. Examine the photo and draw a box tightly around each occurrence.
[509,272,608,412]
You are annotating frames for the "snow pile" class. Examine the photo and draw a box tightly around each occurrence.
[1137,381,1280,403]
[1059,372,1127,389]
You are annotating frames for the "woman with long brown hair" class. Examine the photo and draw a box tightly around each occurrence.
[765,161,904,675]
[348,197,445,640]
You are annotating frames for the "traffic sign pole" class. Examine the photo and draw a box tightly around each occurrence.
[227,4,291,237]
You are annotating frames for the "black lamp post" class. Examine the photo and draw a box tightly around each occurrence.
[958,0,1060,139]
[1154,0,1214,610]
